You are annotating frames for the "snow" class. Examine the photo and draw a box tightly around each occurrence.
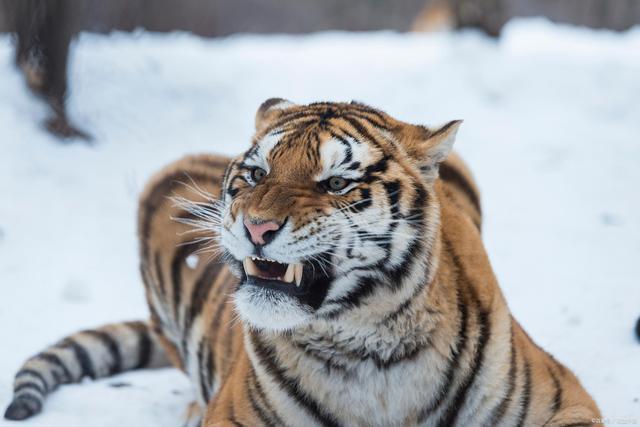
[1,17,639,425]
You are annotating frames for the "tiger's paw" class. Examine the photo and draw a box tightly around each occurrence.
[182,401,203,427]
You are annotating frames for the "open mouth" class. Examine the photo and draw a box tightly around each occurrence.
[236,253,333,310]
[243,256,304,286]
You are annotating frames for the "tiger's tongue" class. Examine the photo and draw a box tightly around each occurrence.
[255,259,287,279]
[243,258,304,285]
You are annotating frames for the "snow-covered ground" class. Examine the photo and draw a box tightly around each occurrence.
[0,18,639,426]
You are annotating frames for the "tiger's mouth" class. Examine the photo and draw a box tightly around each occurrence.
[243,257,303,286]
[236,254,333,309]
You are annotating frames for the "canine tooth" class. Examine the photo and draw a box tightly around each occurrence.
[294,263,303,287]
[243,257,258,276]
[283,264,295,283]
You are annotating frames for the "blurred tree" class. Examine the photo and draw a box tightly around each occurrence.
[413,0,640,36]
[0,0,638,141]
[2,0,90,141]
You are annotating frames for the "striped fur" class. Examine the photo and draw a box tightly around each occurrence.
[4,321,168,420]
[5,100,601,426]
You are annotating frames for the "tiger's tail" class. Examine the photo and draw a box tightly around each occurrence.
[4,320,170,421]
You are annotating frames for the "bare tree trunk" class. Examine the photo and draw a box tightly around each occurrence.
[450,0,507,36]
[2,0,90,141]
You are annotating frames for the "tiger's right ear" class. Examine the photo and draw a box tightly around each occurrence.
[255,98,295,132]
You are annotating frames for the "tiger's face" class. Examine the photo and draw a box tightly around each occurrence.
[219,99,460,331]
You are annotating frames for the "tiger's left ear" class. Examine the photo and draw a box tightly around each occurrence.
[415,120,462,182]
[255,98,296,132]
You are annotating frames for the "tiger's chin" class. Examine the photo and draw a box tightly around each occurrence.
[230,254,334,332]
[234,285,315,332]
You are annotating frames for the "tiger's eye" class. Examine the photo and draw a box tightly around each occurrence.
[251,167,267,182]
[327,176,349,192]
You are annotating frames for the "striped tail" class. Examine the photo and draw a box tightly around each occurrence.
[4,320,170,421]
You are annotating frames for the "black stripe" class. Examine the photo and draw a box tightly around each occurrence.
[347,161,361,170]
[37,352,72,383]
[170,244,195,328]
[515,358,532,427]
[548,365,563,414]
[291,340,349,373]
[140,170,217,261]
[437,302,490,426]
[417,288,468,421]
[341,116,386,152]
[348,101,387,121]
[227,391,246,427]
[128,322,152,369]
[15,369,49,393]
[267,111,321,135]
[250,333,341,427]
[14,382,45,396]
[344,111,389,131]
[153,251,167,297]
[383,181,401,220]
[348,188,372,213]
[323,275,379,315]
[197,338,211,403]
[438,163,481,214]
[184,261,224,343]
[205,343,215,399]
[486,324,517,425]
[206,272,234,354]
[246,373,277,427]
[251,368,287,427]
[362,157,389,183]
[83,330,122,375]
[60,338,96,380]
[436,239,491,426]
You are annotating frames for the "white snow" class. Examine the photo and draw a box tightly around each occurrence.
[1,18,639,426]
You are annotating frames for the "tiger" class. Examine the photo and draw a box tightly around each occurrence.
[4,99,601,426]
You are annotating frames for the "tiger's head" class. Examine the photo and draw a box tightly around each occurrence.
[219,99,461,332]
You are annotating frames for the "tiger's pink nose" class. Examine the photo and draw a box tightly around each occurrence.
[243,217,281,245]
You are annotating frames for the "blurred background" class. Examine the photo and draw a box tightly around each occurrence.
[0,1,639,426]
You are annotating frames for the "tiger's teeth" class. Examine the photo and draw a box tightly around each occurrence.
[243,257,259,276]
[283,264,295,283]
[294,264,303,287]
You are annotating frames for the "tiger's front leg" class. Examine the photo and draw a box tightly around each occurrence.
[183,401,203,427]
[201,349,275,427]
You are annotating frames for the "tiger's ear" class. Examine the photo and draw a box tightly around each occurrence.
[415,120,462,182]
[255,98,295,132]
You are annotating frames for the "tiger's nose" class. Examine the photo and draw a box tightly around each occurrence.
[243,217,283,246]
